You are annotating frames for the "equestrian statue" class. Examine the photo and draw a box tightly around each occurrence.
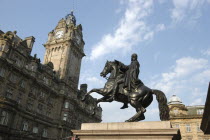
[82,53,169,122]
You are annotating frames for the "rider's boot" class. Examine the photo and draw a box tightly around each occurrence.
[120,103,128,109]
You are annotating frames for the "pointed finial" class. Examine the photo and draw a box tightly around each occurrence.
[71,10,74,15]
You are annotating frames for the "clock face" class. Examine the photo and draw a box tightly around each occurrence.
[55,31,64,39]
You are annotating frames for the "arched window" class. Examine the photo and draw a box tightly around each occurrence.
[42,128,48,137]
[0,111,9,125]
[54,47,57,52]
[22,121,28,131]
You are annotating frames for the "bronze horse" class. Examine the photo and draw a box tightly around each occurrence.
[82,60,169,122]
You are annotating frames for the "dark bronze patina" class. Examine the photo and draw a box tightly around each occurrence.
[82,54,169,122]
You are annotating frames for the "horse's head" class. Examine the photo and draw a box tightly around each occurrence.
[100,60,113,78]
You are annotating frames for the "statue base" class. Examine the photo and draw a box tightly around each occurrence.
[71,121,181,140]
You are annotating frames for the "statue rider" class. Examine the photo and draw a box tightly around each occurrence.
[124,53,144,91]
[111,53,144,109]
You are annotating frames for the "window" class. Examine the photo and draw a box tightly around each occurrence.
[47,98,53,106]
[37,104,43,113]
[46,110,51,117]
[42,128,48,137]
[33,126,38,133]
[197,109,204,115]
[16,93,22,104]
[20,81,25,88]
[30,88,36,97]
[0,111,9,125]
[173,109,178,115]
[63,113,68,121]
[43,77,47,84]
[22,121,28,131]
[0,68,5,77]
[40,92,45,99]
[197,123,201,132]
[6,88,13,99]
[27,99,34,110]
[31,65,36,72]
[14,55,22,67]
[174,124,180,128]
[64,102,69,109]
[186,124,191,132]
[9,74,18,83]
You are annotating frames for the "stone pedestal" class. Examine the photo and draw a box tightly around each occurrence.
[72,121,181,140]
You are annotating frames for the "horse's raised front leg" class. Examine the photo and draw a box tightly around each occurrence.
[81,88,104,101]
[96,96,113,104]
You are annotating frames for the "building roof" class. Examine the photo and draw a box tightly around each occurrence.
[168,95,183,105]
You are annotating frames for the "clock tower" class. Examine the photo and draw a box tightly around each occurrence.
[43,11,85,87]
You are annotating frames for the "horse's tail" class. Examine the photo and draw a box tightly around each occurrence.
[152,89,170,121]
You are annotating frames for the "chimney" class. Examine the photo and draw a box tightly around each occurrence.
[80,84,87,94]
[25,36,35,52]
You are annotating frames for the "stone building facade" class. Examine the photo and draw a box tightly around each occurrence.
[168,95,210,140]
[0,12,102,140]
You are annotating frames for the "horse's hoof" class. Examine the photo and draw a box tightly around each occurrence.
[125,119,133,122]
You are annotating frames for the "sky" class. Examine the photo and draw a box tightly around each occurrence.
[1,0,210,122]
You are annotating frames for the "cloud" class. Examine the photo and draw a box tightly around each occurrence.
[150,57,209,105]
[190,98,203,105]
[156,24,166,32]
[171,0,206,23]
[79,72,105,90]
[89,0,165,60]
[202,48,210,56]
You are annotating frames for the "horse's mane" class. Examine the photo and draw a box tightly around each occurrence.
[113,60,128,73]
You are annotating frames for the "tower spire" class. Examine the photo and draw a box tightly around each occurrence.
[65,10,76,26]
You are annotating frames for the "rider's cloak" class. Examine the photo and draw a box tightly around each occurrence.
[124,60,144,91]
